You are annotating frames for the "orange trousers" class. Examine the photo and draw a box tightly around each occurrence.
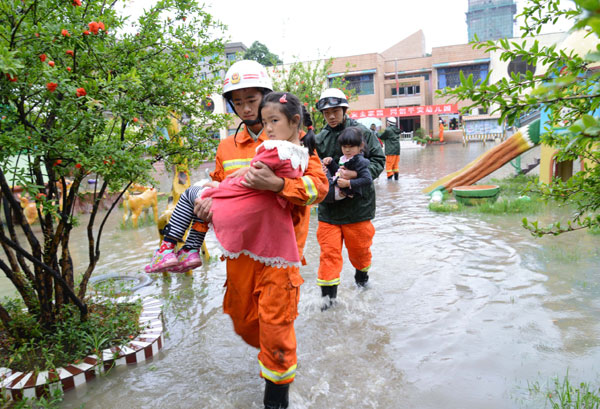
[385,155,400,178]
[223,254,303,384]
[316,220,375,286]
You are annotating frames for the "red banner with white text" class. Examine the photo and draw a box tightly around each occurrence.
[348,104,458,119]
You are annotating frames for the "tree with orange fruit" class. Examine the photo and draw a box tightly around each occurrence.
[0,0,227,329]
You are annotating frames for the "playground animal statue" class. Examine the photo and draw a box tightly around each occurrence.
[18,194,40,225]
[15,179,72,225]
[56,179,73,212]
[122,187,158,228]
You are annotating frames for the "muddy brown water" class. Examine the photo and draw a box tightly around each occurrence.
[3,142,599,408]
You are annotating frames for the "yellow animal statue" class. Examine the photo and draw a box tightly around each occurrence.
[122,187,159,228]
[18,194,40,225]
[156,113,209,275]
[57,179,73,212]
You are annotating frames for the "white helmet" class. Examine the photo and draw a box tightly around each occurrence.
[316,88,349,111]
[222,60,273,100]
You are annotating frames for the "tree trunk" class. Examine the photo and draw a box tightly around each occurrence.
[0,303,18,339]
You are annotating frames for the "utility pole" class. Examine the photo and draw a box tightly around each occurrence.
[394,59,400,128]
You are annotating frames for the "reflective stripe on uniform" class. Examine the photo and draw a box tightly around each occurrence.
[301,176,318,205]
[223,158,252,172]
[259,360,296,383]
[357,265,371,272]
[317,277,340,286]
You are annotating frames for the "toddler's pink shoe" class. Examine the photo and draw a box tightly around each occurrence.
[145,244,178,273]
[168,248,202,273]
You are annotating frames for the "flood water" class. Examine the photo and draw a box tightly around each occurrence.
[5,142,600,408]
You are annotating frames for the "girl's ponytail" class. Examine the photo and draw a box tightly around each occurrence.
[301,104,316,156]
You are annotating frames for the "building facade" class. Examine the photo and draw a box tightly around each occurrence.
[219,30,569,140]
[326,30,488,137]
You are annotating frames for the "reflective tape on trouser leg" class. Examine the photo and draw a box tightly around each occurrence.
[317,277,341,286]
[259,360,297,384]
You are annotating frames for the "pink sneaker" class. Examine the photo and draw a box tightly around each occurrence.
[145,243,178,273]
[168,248,202,273]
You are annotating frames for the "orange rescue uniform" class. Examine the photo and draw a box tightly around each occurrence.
[385,155,400,178]
[210,126,328,384]
[316,220,375,285]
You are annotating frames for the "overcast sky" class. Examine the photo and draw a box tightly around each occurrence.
[202,0,471,61]
[124,0,573,63]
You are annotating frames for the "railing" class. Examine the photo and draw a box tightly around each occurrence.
[400,131,414,140]
[515,110,540,128]
[462,132,505,145]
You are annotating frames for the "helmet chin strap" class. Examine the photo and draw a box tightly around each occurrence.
[242,118,261,126]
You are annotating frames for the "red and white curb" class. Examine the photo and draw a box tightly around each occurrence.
[0,296,163,401]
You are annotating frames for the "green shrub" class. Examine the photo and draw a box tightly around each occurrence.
[0,298,142,372]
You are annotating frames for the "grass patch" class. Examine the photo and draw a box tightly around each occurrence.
[0,297,142,373]
[0,390,63,409]
[475,196,542,214]
[428,201,460,212]
[493,174,539,197]
[429,174,546,215]
[528,374,600,409]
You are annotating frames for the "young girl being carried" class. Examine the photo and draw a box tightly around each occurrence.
[145,92,314,274]
[322,126,372,202]
[201,92,312,267]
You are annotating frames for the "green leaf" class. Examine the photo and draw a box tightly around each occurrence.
[581,115,598,128]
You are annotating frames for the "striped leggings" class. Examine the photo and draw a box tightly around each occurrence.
[163,186,206,249]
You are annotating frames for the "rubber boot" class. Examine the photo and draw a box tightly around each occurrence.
[264,379,289,409]
[387,175,393,180]
[354,269,369,287]
[394,172,399,180]
[320,285,338,311]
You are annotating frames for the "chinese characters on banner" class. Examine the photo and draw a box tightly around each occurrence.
[348,104,458,119]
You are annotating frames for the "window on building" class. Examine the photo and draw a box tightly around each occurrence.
[226,53,237,62]
[508,55,536,78]
[391,85,420,96]
[437,63,489,89]
[330,74,374,95]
